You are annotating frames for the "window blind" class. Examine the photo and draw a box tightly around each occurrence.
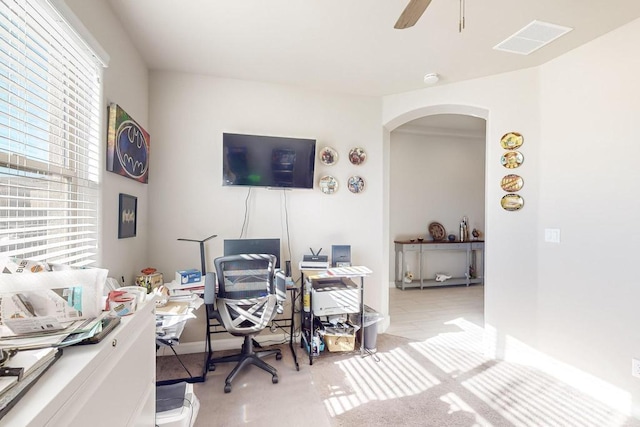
[0,0,103,266]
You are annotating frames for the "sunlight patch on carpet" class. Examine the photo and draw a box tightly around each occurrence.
[440,392,493,426]
[462,359,631,427]
[410,317,488,375]
[323,346,441,416]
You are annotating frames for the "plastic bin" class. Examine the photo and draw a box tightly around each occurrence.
[350,305,384,351]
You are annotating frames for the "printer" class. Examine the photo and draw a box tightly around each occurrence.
[310,277,360,316]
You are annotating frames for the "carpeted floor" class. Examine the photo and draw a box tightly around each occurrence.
[310,329,639,427]
[156,328,640,427]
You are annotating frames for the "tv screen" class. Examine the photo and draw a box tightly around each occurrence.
[222,133,316,189]
[223,238,281,269]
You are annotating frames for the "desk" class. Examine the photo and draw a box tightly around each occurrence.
[394,240,484,290]
[156,294,207,385]
[273,282,300,371]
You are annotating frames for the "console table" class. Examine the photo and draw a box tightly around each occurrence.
[394,240,484,290]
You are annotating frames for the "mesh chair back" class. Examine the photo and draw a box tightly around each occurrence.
[214,254,278,335]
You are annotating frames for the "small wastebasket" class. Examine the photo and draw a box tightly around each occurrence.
[350,305,384,352]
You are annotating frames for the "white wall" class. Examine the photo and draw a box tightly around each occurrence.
[384,18,640,417]
[66,0,150,284]
[147,72,384,341]
[537,18,640,415]
[389,128,486,281]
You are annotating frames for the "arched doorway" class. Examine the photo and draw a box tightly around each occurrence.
[382,105,488,339]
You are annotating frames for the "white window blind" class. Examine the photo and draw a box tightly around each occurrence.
[0,0,103,266]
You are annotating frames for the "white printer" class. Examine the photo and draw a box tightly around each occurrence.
[310,277,360,316]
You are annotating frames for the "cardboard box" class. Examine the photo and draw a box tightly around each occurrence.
[175,269,202,286]
[322,323,357,352]
[135,272,163,293]
[324,333,355,352]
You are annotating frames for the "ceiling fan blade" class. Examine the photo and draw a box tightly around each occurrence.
[394,0,433,29]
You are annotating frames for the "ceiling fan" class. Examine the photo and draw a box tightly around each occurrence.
[394,0,467,31]
[394,0,433,29]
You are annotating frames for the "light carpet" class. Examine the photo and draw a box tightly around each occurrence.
[157,327,640,427]
[310,328,639,427]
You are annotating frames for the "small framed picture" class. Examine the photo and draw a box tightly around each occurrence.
[118,193,137,238]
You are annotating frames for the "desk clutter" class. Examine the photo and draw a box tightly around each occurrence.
[0,257,144,421]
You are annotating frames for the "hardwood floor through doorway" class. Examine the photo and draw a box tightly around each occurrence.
[387,284,484,341]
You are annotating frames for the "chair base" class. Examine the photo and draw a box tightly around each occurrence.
[208,335,281,393]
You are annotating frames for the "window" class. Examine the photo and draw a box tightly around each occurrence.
[0,0,105,266]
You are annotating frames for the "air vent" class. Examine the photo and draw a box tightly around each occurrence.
[493,20,573,55]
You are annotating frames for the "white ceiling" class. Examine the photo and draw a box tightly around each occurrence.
[106,0,640,97]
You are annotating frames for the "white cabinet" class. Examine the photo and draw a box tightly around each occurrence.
[394,240,484,290]
[2,300,156,426]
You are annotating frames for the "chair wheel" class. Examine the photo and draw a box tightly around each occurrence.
[224,383,232,393]
[276,352,282,360]
[272,375,278,384]
[209,364,216,371]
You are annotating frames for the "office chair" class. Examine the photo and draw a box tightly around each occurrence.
[211,254,282,393]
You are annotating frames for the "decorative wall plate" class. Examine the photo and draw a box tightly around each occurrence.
[319,146,338,165]
[319,175,338,194]
[348,147,367,165]
[500,174,524,192]
[500,132,524,150]
[500,151,524,169]
[428,222,446,241]
[501,194,524,211]
[347,175,365,193]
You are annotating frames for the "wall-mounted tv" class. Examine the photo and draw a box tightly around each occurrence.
[222,133,316,189]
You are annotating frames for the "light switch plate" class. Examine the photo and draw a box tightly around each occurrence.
[544,228,561,243]
[632,358,640,378]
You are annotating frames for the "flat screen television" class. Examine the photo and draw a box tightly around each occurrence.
[222,133,316,189]
[223,238,281,269]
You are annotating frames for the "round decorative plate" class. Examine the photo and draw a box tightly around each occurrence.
[501,194,524,211]
[500,174,524,192]
[428,222,446,241]
[347,175,365,193]
[319,175,338,194]
[348,147,367,165]
[500,132,524,150]
[319,146,338,166]
[500,151,524,169]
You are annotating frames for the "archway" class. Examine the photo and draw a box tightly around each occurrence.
[380,104,489,336]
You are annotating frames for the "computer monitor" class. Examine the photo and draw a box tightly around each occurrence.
[223,238,281,269]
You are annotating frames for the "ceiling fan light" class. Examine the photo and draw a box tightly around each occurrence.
[423,73,439,85]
